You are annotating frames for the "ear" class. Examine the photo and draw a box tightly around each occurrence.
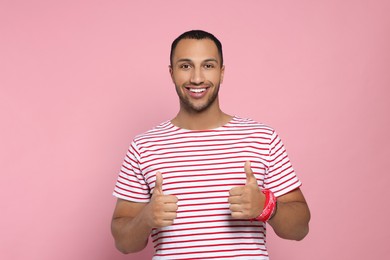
[220,65,225,84]
[169,65,174,81]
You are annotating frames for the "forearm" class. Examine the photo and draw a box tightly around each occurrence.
[268,200,310,241]
[111,207,153,253]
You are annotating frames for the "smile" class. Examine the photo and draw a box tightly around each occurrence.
[189,88,206,93]
[184,86,210,99]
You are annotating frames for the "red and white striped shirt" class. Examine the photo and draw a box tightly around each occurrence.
[113,116,301,259]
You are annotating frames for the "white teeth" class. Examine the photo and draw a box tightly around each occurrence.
[190,88,206,93]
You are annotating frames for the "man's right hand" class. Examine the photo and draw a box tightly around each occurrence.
[146,172,178,228]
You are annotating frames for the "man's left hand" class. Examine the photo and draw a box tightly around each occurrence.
[228,161,264,219]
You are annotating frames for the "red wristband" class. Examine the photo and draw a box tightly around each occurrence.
[252,189,277,222]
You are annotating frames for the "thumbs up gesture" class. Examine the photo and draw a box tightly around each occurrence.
[146,172,178,228]
[228,161,265,219]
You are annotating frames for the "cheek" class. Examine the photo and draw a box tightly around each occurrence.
[173,72,189,85]
[208,72,223,83]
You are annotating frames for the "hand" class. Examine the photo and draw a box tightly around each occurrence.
[146,172,178,228]
[228,161,265,219]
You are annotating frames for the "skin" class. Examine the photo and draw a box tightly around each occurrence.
[111,38,310,254]
[169,38,231,130]
[228,161,310,241]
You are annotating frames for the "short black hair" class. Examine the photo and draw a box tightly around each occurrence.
[170,30,223,67]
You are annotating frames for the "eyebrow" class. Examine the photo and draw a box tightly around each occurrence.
[176,58,219,64]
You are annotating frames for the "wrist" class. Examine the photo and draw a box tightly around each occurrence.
[252,189,277,222]
[268,199,278,221]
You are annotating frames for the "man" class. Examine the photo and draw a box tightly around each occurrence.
[111,30,310,259]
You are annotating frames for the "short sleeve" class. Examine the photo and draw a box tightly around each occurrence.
[265,130,302,197]
[113,141,151,203]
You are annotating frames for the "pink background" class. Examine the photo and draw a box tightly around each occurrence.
[1,0,389,259]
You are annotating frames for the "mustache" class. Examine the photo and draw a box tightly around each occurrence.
[183,82,213,88]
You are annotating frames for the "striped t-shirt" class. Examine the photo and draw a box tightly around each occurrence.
[113,116,301,260]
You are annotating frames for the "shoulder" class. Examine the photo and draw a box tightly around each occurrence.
[229,116,275,134]
[132,120,177,145]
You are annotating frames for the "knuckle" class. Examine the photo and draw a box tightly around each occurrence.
[231,212,239,219]
[154,195,163,203]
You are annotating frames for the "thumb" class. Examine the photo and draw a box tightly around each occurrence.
[244,161,257,185]
[153,172,164,195]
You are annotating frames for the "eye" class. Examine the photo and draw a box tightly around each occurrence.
[204,63,215,69]
[179,64,192,70]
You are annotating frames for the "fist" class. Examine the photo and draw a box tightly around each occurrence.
[147,172,178,228]
[228,161,265,219]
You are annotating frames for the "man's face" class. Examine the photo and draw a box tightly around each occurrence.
[170,39,225,113]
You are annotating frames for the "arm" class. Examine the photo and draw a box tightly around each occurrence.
[268,188,310,241]
[111,172,178,254]
[229,161,310,241]
[266,130,310,240]
[111,199,151,253]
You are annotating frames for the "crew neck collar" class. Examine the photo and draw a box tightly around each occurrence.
[169,115,237,131]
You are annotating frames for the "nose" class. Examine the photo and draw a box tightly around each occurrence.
[190,67,204,85]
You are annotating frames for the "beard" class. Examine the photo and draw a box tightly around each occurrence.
[175,82,220,113]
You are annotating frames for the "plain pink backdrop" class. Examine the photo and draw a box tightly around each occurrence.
[1,0,389,259]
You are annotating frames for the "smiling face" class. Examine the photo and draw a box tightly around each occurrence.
[170,39,225,113]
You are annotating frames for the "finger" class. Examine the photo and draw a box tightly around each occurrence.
[159,212,178,227]
[157,195,178,204]
[155,217,176,228]
[159,219,175,227]
[163,203,178,212]
[231,211,245,219]
[229,203,243,213]
[164,195,179,203]
[228,195,241,204]
[153,172,163,195]
[244,161,257,185]
[229,186,244,196]
[163,212,177,221]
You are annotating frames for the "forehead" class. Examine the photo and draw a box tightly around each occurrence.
[173,39,220,63]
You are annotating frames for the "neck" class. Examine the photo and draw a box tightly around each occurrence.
[171,100,232,130]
